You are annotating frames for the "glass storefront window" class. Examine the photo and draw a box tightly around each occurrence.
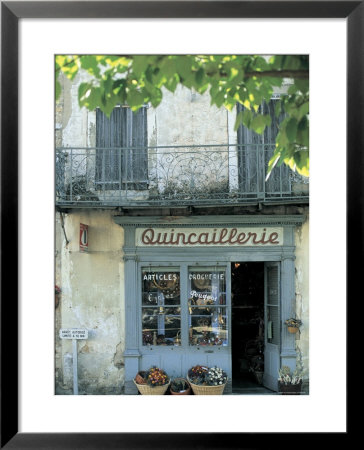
[188,267,228,346]
[142,268,181,346]
[141,265,229,347]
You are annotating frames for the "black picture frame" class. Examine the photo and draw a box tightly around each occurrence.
[1,1,357,448]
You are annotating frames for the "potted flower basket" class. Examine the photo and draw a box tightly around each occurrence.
[135,371,146,385]
[187,365,227,395]
[278,365,303,395]
[279,380,302,394]
[134,367,170,395]
[285,318,302,334]
[169,377,191,395]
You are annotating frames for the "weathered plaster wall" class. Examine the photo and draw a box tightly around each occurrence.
[56,210,125,394]
[151,85,230,146]
[55,214,63,389]
[295,215,309,383]
[61,73,90,148]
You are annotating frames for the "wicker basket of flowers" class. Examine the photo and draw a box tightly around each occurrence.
[187,365,227,395]
[134,366,170,395]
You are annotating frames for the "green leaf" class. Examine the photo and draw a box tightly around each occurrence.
[286,118,298,142]
[195,68,205,86]
[296,79,309,93]
[78,82,92,103]
[298,101,309,117]
[101,97,117,117]
[242,109,253,128]
[213,90,225,108]
[79,86,102,111]
[288,84,299,95]
[164,74,179,93]
[251,114,267,134]
[274,100,281,118]
[149,87,162,108]
[132,55,149,77]
[175,56,193,80]
[126,89,144,109]
[159,57,176,79]
[80,55,101,76]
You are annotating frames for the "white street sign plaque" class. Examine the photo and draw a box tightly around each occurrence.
[59,328,88,395]
[60,328,88,340]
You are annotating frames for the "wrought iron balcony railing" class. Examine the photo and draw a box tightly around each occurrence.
[55,144,309,208]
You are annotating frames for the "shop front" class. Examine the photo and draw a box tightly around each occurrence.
[114,215,305,394]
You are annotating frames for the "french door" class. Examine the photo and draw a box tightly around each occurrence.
[263,262,281,391]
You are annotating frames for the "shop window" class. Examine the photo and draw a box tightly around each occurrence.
[188,267,228,346]
[96,106,148,189]
[142,268,181,346]
[141,265,229,347]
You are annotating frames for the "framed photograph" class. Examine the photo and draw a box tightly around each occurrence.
[1,1,358,447]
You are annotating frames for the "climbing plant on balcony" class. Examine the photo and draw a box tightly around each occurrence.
[55,54,309,178]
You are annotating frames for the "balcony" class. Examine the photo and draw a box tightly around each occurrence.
[55,144,309,208]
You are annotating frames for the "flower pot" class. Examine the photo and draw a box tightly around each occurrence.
[135,371,146,385]
[170,386,191,395]
[170,378,191,395]
[279,381,302,395]
[287,326,299,334]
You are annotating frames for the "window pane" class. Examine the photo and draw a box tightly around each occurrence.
[188,267,228,346]
[142,268,181,346]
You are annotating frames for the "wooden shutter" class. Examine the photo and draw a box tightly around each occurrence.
[262,101,291,196]
[96,107,123,186]
[96,106,147,189]
[130,107,148,188]
[237,99,291,198]
[237,103,264,197]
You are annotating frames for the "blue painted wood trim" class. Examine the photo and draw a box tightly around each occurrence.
[114,214,306,227]
[280,257,297,372]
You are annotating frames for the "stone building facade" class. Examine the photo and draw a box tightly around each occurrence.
[55,70,309,395]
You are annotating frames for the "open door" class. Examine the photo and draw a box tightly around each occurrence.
[263,262,280,391]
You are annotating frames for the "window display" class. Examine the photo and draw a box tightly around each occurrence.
[142,268,181,346]
[188,267,228,346]
[141,265,229,347]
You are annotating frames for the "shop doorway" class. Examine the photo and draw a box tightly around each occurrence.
[231,262,265,389]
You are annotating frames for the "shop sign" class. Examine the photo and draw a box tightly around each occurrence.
[79,223,88,252]
[136,227,283,247]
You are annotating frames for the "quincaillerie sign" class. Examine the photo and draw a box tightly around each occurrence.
[136,227,283,247]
